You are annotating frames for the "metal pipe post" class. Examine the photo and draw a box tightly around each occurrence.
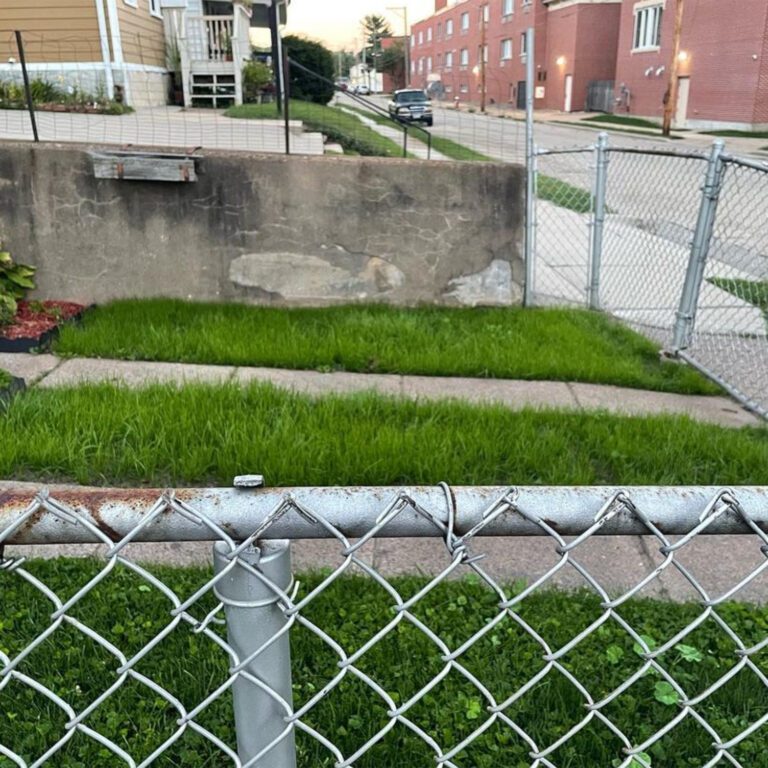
[213,540,297,768]
[672,139,726,351]
[283,50,290,156]
[523,27,535,307]
[588,132,609,310]
[403,125,408,157]
[15,31,39,143]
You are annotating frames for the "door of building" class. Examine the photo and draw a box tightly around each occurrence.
[516,80,526,109]
[564,74,573,112]
[675,77,690,129]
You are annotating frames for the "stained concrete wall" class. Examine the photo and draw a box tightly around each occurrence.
[0,142,525,307]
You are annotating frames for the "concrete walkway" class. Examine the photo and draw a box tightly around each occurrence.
[0,352,759,428]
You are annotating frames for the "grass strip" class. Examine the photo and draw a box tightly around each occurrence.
[536,173,594,213]
[55,301,718,395]
[3,559,768,767]
[1,382,765,486]
[225,100,405,157]
[710,277,768,317]
[581,114,662,130]
[702,129,768,139]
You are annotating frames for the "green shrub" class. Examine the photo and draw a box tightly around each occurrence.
[0,289,16,326]
[283,35,335,104]
[242,60,273,103]
[29,78,63,103]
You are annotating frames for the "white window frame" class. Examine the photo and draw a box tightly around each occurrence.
[459,48,469,68]
[411,33,416,47]
[502,0,514,17]
[427,27,432,42]
[633,3,663,51]
[123,0,138,7]
[445,19,454,37]
[418,30,423,45]
[479,44,488,64]
[460,12,470,31]
[501,38,512,60]
[481,4,489,24]
[520,32,528,59]
[149,0,162,18]
[445,51,454,69]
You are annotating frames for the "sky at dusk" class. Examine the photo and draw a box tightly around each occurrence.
[283,0,436,50]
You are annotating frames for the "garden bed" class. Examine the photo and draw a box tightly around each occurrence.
[0,300,86,353]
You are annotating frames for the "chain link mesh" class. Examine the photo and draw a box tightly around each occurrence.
[3,485,768,767]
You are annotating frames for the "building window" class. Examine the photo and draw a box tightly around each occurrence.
[427,27,432,42]
[478,44,488,63]
[411,33,415,47]
[633,4,663,50]
[411,60,416,73]
[502,0,514,17]
[445,51,453,69]
[520,32,528,59]
[419,57,424,73]
[437,22,443,39]
[149,0,161,17]
[460,83,469,93]
[501,38,512,60]
[460,12,469,31]
[480,4,489,24]
[427,56,432,71]
[418,31,423,45]
[446,19,454,37]
[460,48,469,68]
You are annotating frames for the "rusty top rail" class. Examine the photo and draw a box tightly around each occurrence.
[2,484,768,545]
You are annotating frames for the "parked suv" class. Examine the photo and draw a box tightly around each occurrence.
[388,89,433,126]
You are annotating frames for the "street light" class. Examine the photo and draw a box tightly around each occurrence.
[386,6,409,89]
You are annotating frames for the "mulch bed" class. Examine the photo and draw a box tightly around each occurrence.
[0,300,86,353]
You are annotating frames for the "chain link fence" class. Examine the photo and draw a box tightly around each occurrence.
[530,136,768,420]
[3,483,768,767]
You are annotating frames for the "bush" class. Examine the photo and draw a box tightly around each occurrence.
[0,249,36,300]
[0,290,16,326]
[282,35,335,104]
[242,61,273,103]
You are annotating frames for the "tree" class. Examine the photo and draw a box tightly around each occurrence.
[282,35,335,104]
[361,14,393,60]
[379,40,406,89]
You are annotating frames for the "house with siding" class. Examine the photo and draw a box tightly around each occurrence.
[613,0,768,130]
[0,0,289,109]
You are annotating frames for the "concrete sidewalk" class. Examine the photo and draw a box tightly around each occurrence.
[0,352,759,428]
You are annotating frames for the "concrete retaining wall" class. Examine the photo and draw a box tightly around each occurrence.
[0,142,524,306]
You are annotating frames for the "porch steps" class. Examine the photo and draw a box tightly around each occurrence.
[190,72,237,109]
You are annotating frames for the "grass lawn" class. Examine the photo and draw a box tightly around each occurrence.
[1,382,766,486]
[2,559,768,767]
[581,115,662,130]
[225,101,405,157]
[710,278,768,317]
[55,301,718,395]
[0,368,10,390]
[702,129,768,139]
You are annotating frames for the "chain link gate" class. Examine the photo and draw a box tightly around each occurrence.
[3,483,768,767]
[528,134,768,420]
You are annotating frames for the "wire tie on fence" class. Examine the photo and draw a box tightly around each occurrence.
[193,601,225,634]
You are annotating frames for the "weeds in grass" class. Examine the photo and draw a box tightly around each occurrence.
[0,382,765,487]
[56,302,718,395]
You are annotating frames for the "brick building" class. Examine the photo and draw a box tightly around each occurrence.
[409,0,622,112]
[613,0,768,130]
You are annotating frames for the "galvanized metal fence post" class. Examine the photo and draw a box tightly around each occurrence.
[213,540,297,768]
[672,139,726,351]
[588,132,609,310]
[523,26,536,308]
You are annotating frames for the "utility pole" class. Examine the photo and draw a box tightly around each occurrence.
[387,6,409,88]
[662,0,685,136]
[480,4,487,112]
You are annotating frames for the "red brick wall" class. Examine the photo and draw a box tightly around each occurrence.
[614,0,768,127]
[410,0,546,107]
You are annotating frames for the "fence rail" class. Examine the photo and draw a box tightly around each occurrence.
[3,483,768,767]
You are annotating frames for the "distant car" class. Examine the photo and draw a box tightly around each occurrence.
[351,84,371,95]
[388,89,433,126]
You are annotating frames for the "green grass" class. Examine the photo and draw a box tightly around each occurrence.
[702,129,768,139]
[3,559,768,767]
[225,100,406,157]
[536,174,594,213]
[1,382,766,487]
[710,278,768,317]
[55,301,718,395]
[581,114,662,130]
[0,369,10,390]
